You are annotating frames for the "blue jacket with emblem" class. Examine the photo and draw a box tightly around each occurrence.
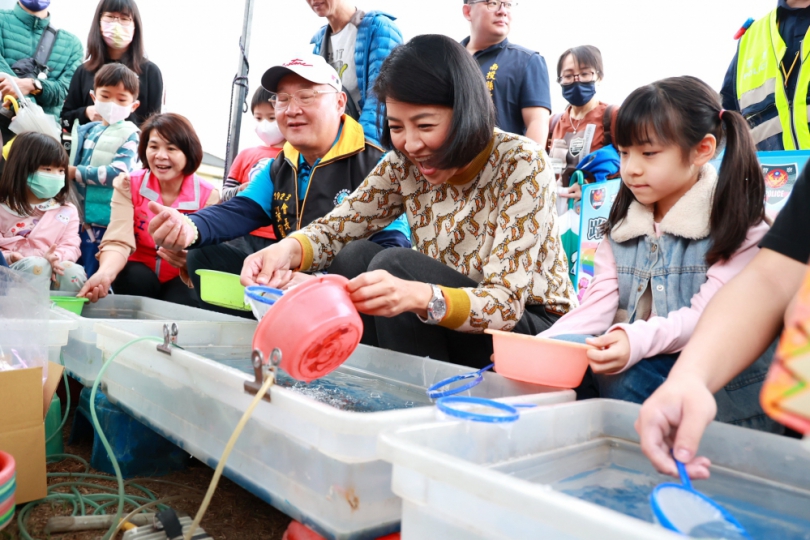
[311,11,403,144]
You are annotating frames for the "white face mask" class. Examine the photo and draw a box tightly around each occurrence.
[255,120,285,147]
[94,99,132,125]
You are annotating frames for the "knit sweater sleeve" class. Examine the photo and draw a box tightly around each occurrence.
[97,174,135,261]
[76,131,140,186]
[438,148,557,332]
[291,154,405,271]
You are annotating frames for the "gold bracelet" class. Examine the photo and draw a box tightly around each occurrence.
[183,215,199,247]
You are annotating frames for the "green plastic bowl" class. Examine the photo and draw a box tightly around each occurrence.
[196,269,251,311]
[50,295,89,315]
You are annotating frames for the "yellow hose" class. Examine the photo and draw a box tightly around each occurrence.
[184,370,276,540]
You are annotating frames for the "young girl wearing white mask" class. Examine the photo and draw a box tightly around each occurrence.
[67,63,141,277]
[61,0,162,129]
[220,86,286,243]
[0,132,87,291]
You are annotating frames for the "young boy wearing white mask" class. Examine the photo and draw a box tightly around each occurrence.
[220,86,286,242]
[67,62,140,276]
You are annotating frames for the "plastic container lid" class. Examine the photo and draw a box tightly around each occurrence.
[252,274,362,382]
[196,269,251,311]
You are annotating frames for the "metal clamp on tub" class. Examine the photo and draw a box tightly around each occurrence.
[243,348,281,403]
[157,323,179,355]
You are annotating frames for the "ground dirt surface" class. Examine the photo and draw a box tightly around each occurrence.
[2,383,291,540]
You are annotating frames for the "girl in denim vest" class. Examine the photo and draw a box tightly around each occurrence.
[539,76,776,430]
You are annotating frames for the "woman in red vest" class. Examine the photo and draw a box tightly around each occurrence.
[78,113,219,306]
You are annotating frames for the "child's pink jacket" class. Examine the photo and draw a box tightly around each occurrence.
[0,200,81,262]
[540,216,769,372]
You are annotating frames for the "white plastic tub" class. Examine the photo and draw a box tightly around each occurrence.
[53,295,250,386]
[93,320,574,539]
[48,308,78,364]
[378,399,810,540]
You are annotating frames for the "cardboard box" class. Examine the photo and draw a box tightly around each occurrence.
[0,361,63,504]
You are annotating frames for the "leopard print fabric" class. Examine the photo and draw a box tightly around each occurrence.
[296,130,578,332]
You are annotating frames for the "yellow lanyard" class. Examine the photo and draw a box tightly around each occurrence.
[781,50,801,87]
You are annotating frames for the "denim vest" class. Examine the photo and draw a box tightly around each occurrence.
[608,169,778,431]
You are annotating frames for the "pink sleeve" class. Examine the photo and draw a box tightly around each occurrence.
[538,240,620,338]
[53,205,82,263]
[611,222,770,372]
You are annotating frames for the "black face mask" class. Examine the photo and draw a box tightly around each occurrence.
[562,81,597,107]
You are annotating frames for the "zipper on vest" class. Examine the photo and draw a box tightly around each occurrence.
[789,54,803,148]
[298,147,365,230]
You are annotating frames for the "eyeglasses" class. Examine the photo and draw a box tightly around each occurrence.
[468,0,517,12]
[101,13,134,24]
[557,71,598,84]
[269,89,339,111]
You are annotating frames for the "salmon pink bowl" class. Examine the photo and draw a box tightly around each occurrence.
[252,274,363,383]
[485,330,593,388]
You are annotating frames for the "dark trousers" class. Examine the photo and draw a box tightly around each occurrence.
[79,226,106,278]
[186,234,276,318]
[112,261,199,308]
[327,240,560,369]
[553,333,679,402]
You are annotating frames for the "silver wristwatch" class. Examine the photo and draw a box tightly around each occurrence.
[419,284,447,325]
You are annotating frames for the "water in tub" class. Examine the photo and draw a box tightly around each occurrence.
[493,437,810,539]
[195,349,434,413]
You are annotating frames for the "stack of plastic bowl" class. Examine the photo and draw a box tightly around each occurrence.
[0,450,15,531]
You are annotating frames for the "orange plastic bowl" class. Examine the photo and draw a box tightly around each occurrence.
[486,330,594,388]
[252,274,363,383]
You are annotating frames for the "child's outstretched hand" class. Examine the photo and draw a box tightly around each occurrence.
[44,245,64,276]
[4,251,22,264]
[635,373,716,480]
[585,330,631,373]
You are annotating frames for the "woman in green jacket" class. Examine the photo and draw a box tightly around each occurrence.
[0,1,83,118]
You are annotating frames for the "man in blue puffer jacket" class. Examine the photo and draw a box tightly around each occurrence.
[308,1,402,144]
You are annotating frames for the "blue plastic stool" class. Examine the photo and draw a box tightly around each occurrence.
[69,387,187,478]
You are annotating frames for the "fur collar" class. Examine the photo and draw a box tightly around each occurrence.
[611,164,718,243]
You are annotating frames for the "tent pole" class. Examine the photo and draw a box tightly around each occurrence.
[223,0,255,179]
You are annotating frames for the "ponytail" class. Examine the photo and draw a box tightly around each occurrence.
[607,76,765,263]
[706,109,765,265]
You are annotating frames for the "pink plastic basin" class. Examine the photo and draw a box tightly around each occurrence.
[252,274,363,382]
[486,330,594,388]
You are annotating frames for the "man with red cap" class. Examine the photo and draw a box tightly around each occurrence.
[146,54,409,316]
